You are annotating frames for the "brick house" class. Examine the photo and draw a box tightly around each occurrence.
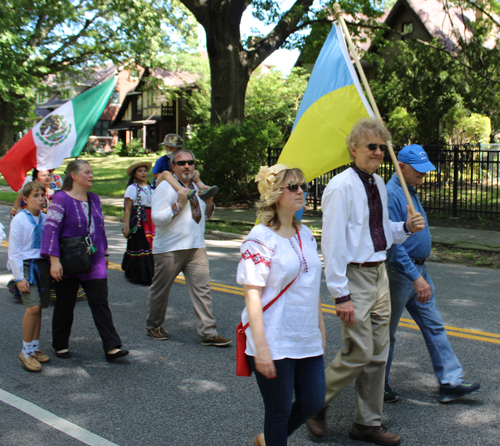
[110,67,198,152]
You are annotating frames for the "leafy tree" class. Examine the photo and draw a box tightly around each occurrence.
[178,0,383,125]
[366,0,500,143]
[368,38,465,143]
[182,65,309,139]
[0,0,196,155]
[386,107,419,146]
[443,107,491,144]
[295,1,500,144]
[187,117,282,204]
[245,67,309,140]
[182,66,308,201]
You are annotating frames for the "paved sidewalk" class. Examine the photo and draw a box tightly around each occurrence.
[211,208,500,253]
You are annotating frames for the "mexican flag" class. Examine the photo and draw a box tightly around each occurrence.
[0,77,117,191]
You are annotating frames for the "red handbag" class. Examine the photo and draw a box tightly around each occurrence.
[236,231,302,377]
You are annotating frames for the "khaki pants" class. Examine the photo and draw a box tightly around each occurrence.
[325,262,390,426]
[146,248,217,341]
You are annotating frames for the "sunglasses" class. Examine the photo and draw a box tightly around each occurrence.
[285,182,307,193]
[367,143,388,151]
[174,160,195,166]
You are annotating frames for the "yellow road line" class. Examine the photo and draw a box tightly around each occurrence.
[399,322,500,345]
[400,317,500,339]
[174,284,499,344]
[322,308,337,315]
[3,244,498,345]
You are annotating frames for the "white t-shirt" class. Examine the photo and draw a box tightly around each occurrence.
[236,224,323,360]
[124,183,153,207]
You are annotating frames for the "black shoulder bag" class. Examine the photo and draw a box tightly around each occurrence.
[59,195,96,276]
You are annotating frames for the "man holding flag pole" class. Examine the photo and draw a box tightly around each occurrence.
[275,3,426,444]
[308,118,424,446]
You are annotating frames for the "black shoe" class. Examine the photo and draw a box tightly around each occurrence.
[55,350,72,359]
[105,349,129,361]
[439,382,481,403]
[384,382,400,403]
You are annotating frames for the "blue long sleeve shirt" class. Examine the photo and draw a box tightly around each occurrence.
[386,173,432,282]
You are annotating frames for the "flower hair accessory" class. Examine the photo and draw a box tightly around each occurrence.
[255,164,288,198]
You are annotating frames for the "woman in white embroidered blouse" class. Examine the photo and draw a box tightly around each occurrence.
[236,164,326,446]
[122,161,155,285]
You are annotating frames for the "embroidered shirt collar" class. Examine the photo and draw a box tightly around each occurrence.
[351,163,374,181]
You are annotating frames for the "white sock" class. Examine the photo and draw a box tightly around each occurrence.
[22,341,31,358]
[32,340,39,352]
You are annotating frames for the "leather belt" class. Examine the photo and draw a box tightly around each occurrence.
[350,261,384,268]
[412,259,426,265]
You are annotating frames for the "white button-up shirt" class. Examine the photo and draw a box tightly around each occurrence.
[8,211,47,280]
[321,167,409,299]
[151,180,211,254]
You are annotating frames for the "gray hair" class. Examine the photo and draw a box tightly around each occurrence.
[171,149,196,164]
[346,118,391,160]
[61,159,91,191]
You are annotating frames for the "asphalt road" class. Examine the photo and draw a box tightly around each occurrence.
[0,204,499,446]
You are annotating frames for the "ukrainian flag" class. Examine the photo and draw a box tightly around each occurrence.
[278,22,375,182]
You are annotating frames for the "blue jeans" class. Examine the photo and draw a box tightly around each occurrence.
[249,355,325,446]
[386,263,463,386]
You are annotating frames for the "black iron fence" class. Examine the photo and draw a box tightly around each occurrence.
[268,144,500,218]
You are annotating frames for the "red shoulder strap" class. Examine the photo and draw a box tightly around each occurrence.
[241,229,303,332]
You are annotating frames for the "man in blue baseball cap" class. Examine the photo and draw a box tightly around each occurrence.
[384,144,481,403]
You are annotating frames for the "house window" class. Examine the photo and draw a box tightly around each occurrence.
[59,89,71,100]
[137,95,142,114]
[111,91,120,104]
[124,102,132,121]
[142,90,160,117]
[36,92,49,104]
[92,120,110,136]
[402,22,413,38]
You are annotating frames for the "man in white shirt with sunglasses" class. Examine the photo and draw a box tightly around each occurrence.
[307,119,425,446]
[145,149,231,348]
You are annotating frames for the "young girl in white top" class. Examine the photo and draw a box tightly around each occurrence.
[122,161,155,285]
[237,164,326,446]
[8,182,52,372]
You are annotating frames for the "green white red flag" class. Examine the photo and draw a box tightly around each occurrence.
[0,77,117,191]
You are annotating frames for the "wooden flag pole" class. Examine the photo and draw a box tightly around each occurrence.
[333,3,416,215]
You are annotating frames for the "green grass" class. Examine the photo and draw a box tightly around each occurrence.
[0,191,21,203]
[0,154,161,217]
[205,221,253,234]
[0,154,161,198]
[101,204,125,218]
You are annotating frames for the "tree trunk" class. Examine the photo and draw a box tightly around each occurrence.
[182,0,312,126]
[207,42,250,125]
[205,8,251,125]
[0,100,15,156]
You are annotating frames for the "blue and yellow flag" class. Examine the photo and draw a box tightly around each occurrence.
[278,22,375,182]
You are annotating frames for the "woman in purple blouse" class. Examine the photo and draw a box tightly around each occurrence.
[41,160,128,361]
